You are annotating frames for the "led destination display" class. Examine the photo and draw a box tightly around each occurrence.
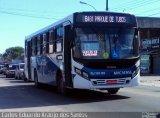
[84,15,126,23]
[75,13,134,24]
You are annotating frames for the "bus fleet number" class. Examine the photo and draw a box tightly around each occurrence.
[116,16,126,23]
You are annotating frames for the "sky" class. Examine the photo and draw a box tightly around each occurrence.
[0,0,160,53]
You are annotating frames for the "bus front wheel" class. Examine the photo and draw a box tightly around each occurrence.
[56,71,66,95]
[34,71,40,87]
[107,88,120,94]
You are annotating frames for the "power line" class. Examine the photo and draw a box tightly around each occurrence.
[112,0,151,11]
[147,12,160,16]
[0,10,59,20]
[0,6,66,19]
[112,0,159,12]
[107,0,160,18]
[128,0,160,10]
[0,6,59,15]
[0,7,44,14]
[111,0,141,9]
[136,7,160,15]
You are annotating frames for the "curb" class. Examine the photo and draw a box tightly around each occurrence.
[140,82,160,87]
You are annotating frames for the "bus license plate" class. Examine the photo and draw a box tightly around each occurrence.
[106,80,118,84]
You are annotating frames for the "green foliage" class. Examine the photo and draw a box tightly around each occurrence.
[2,46,24,62]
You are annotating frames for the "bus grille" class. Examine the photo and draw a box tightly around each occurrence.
[91,78,130,86]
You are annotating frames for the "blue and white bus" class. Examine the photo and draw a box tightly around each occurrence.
[24,12,140,94]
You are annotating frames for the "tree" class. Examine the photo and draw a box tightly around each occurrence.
[2,46,24,62]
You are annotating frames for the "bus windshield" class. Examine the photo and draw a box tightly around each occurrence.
[73,27,139,59]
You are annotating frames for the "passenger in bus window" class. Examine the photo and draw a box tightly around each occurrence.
[111,37,121,59]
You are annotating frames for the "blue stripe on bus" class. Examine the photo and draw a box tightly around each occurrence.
[82,65,137,78]
[36,55,59,85]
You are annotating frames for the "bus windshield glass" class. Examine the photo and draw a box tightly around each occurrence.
[73,27,139,59]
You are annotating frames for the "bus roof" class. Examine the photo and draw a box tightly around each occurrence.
[25,13,74,40]
[25,11,136,41]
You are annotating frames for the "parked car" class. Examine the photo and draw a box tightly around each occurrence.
[0,65,4,74]
[6,64,19,78]
[15,63,25,79]
[2,63,9,75]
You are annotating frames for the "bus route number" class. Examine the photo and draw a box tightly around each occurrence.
[116,16,126,23]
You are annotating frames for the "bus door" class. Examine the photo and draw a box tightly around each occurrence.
[27,40,32,80]
[64,25,73,88]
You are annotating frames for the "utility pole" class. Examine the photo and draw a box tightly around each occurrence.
[106,0,108,11]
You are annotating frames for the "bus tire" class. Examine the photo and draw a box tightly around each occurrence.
[17,76,19,79]
[107,88,120,94]
[24,77,28,82]
[23,73,28,82]
[34,71,40,87]
[18,75,21,80]
[56,71,66,95]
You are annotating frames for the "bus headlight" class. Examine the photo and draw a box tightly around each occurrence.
[135,60,140,67]
[75,67,89,79]
[132,67,140,78]
[82,71,89,78]
[75,67,82,75]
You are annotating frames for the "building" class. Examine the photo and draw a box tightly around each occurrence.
[137,17,160,75]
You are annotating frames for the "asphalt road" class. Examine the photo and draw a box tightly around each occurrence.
[0,74,160,113]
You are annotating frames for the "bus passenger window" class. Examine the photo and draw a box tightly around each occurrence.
[56,41,62,52]
[57,27,63,39]
[37,36,41,55]
[35,37,37,55]
[55,27,63,53]
[43,34,46,54]
[49,30,55,53]
[38,35,43,55]
[31,38,37,56]
[25,41,27,56]
[46,32,49,53]
[30,39,32,56]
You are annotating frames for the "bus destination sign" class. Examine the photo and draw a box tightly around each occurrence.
[76,14,131,23]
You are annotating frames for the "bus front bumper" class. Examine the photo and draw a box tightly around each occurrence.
[73,73,140,90]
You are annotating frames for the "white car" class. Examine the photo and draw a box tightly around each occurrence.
[6,64,19,78]
[0,65,4,74]
[15,63,25,79]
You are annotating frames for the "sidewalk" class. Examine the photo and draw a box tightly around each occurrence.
[140,75,160,87]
